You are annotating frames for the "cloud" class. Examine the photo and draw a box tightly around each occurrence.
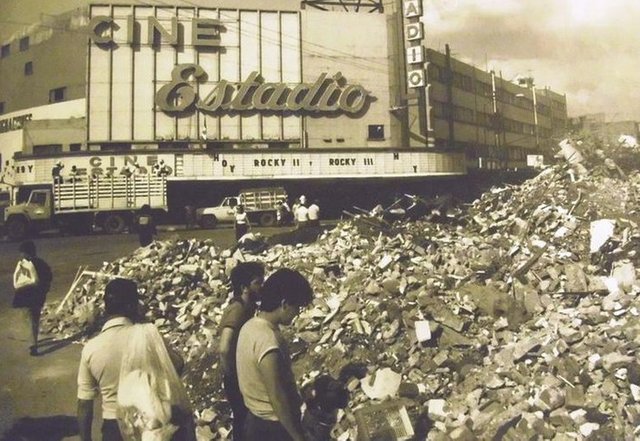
[422,0,640,120]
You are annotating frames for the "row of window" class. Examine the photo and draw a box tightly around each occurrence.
[427,64,566,115]
[0,87,67,115]
[0,36,29,59]
[434,140,530,161]
[431,100,539,136]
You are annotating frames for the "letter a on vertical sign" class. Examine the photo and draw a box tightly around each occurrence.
[404,0,422,18]
[408,69,425,88]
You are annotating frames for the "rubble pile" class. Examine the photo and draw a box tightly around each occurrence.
[44,156,640,440]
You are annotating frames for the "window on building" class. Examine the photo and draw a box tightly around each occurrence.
[0,102,4,115]
[0,44,9,58]
[49,87,67,103]
[100,143,132,152]
[33,144,63,155]
[70,143,82,152]
[19,37,29,52]
[368,124,385,140]
[24,61,33,76]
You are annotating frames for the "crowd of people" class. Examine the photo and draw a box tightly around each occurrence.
[12,238,321,441]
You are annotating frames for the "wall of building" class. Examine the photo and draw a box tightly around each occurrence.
[0,11,86,115]
[0,99,85,184]
[301,10,394,148]
[425,48,568,169]
[23,118,86,155]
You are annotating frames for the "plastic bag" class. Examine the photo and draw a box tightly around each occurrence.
[13,259,39,291]
[117,323,195,441]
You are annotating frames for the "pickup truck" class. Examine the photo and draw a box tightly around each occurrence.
[196,187,287,228]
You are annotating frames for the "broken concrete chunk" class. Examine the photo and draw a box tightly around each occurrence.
[428,399,448,421]
[611,261,636,292]
[361,367,402,400]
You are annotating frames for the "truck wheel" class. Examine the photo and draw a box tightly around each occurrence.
[6,217,28,241]
[103,214,126,234]
[259,212,276,227]
[200,215,217,229]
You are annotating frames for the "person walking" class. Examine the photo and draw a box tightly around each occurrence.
[236,269,314,441]
[12,240,52,356]
[307,200,320,227]
[135,204,156,247]
[234,204,250,242]
[218,262,266,441]
[77,278,183,441]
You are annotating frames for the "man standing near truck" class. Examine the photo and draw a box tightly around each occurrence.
[234,204,250,241]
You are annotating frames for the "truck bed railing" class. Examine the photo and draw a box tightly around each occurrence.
[53,176,167,212]
[240,188,287,211]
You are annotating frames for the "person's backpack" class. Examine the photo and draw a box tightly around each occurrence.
[13,259,39,291]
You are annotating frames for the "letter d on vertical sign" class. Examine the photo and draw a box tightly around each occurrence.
[406,23,423,41]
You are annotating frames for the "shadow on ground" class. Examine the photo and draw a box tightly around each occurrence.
[33,333,84,357]
[0,415,78,441]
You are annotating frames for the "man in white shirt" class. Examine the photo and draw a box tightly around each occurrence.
[295,200,309,228]
[77,279,182,441]
[307,200,320,227]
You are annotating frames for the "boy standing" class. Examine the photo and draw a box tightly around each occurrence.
[219,262,266,440]
[236,269,314,441]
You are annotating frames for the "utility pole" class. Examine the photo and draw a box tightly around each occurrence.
[445,44,455,149]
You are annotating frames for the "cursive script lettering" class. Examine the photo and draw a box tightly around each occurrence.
[155,64,371,115]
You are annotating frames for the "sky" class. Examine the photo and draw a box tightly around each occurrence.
[1,0,639,121]
[422,0,640,121]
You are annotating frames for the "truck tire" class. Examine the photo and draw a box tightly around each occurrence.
[200,214,217,229]
[103,214,126,234]
[259,212,276,227]
[6,217,29,241]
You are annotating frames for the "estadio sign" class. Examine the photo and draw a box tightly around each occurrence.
[155,65,371,115]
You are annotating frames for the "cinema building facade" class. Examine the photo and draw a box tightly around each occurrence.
[0,1,567,210]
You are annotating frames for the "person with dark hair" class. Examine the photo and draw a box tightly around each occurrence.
[234,204,250,242]
[236,269,314,441]
[77,278,139,441]
[135,204,156,247]
[52,161,64,184]
[77,278,184,441]
[12,240,52,356]
[218,262,266,441]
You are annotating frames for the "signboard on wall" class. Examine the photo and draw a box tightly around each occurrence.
[9,151,466,184]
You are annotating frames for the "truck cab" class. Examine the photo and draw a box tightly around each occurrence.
[4,189,54,239]
[196,196,238,228]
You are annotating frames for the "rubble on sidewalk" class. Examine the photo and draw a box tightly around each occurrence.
[43,142,640,440]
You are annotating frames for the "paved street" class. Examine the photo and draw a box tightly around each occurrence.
[0,225,296,440]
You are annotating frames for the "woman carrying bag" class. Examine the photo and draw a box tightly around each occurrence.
[13,240,52,356]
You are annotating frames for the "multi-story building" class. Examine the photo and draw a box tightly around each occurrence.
[426,48,567,169]
[0,1,568,210]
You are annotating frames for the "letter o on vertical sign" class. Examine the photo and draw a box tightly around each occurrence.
[407,69,425,88]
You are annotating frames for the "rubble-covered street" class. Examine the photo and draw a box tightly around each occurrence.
[43,140,640,440]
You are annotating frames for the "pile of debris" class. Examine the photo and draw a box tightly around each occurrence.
[44,143,640,440]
